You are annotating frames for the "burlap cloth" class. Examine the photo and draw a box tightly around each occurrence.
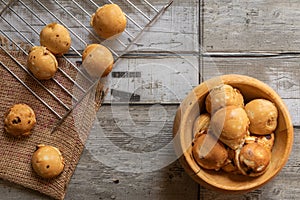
[0,44,106,199]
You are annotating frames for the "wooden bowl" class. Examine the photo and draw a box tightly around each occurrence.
[173,74,293,193]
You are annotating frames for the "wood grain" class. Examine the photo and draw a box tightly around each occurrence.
[64,105,198,200]
[202,0,300,52]
[106,56,199,103]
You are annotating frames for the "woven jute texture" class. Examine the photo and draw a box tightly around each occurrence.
[0,47,106,199]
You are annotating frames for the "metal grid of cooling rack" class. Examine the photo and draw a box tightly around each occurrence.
[0,0,173,132]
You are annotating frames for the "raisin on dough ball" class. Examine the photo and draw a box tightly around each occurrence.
[245,99,278,135]
[32,144,64,179]
[205,84,244,114]
[82,44,114,78]
[210,106,250,150]
[40,22,71,55]
[4,104,36,137]
[236,143,271,177]
[90,4,127,39]
[192,133,228,171]
[245,133,275,152]
[27,46,58,80]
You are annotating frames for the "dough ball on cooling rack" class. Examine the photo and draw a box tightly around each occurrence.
[4,103,36,137]
[40,22,71,55]
[90,4,127,39]
[27,46,58,80]
[32,144,65,179]
[82,44,114,78]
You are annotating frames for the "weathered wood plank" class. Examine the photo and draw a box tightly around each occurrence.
[105,56,199,103]
[1,0,198,53]
[199,127,300,200]
[203,0,300,52]
[203,56,300,125]
[67,104,199,200]
[0,180,51,199]
[66,149,198,200]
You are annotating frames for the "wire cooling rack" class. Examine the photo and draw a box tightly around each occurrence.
[0,0,173,132]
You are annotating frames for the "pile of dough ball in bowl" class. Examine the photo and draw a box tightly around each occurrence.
[173,74,293,193]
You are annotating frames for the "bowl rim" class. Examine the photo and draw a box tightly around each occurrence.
[173,74,294,193]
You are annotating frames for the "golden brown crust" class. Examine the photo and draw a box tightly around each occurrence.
[236,143,271,177]
[90,4,127,39]
[245,133,275,152]
[192,133,228,171]
[4,104,36,137]
[205,84,244,114]
[210,106,250,150]
[82,44,114,78]
[245,99,278,135]
[193,113,211,137]
[31,144,64,179]
[27,46,58,80]
[40,22,71,55]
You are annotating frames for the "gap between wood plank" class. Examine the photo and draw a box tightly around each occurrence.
[66,51,300,58]
[198,1,204,198]
[204,52,300,58]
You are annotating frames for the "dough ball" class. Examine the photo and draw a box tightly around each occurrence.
[210,106,250,150]
[192,133,228,171]
[205,84,244,114]
[193,113,210,137]
[236,143,271,177]
[40,22,71,55]
[4,103,36,137]
[90,4,127,39]
[27,46,58,80]
[32,144,64,179]
[245,99,278,135]
[82,44,114,78]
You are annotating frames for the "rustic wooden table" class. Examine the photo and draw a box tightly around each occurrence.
[1,0,300,199]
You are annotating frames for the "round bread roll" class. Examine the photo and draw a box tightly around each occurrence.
[193,113,210,137]
[245,99,278,135]
[40,22,71,55]
[32,144,64,179]
[82,44,114,78]
[90,4,127,39]
[27,46,58,80]
[236,143,271,177]
[205,84,244,114]
[245,133,275,152]
[4,104,36,137]
[210,106,250,150]
[192,133,228,171]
